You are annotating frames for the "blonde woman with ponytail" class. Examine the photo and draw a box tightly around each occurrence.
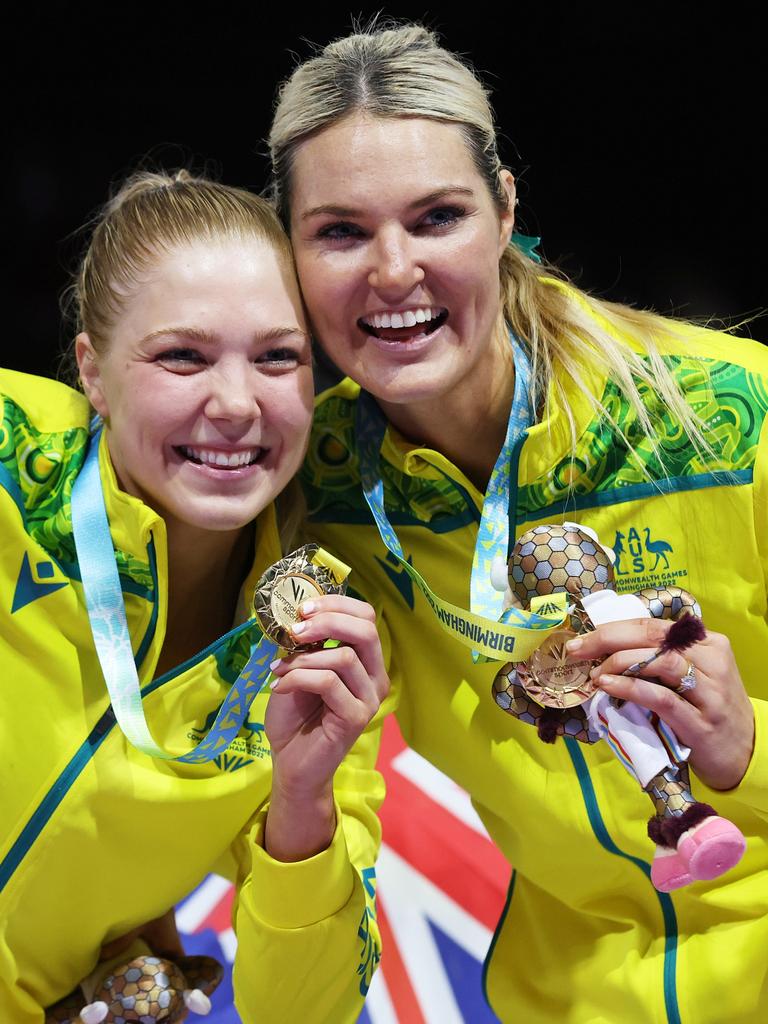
[270,22,768,1024]
[0,169,390,1023]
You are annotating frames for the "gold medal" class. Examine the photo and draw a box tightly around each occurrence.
[516,627,599,708]
[253,544,350,651]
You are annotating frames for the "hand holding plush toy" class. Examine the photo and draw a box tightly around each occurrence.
[492,522,746,892]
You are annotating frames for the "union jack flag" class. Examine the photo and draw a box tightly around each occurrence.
[175,717,509,1022]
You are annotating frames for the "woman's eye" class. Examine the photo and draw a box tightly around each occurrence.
[421,206,465,230]
[316,221,364,242]
[258,347,301,367]
[157,348,206,369]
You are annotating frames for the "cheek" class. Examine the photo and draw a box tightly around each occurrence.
[107,372,200,444]
[465,250,503,318]
[107,386,155,432]
[270,375,314,441]
[297,252,358,325]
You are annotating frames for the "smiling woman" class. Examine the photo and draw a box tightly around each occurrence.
[77,237,312,549]
[289,114,517,484]
[0,169,390,1023]
[269,22,768,1024]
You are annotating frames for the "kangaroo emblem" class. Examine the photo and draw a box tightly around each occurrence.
[644,528,673,570]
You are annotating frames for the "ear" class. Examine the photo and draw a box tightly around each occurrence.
[75,333,110,418]
[497,170,517,256]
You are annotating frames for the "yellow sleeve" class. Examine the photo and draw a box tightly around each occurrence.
[225,615,399,1024]
[229,725,385,1023]
[696,410,768,818]
[724,409,768,815]
[754,397,768,589]
[724,697,768,815]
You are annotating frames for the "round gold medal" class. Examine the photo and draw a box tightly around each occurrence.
[516,628,599,708]
[269,572,324,633]
[253,544,349,651]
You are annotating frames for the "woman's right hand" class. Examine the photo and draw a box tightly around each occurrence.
[263,595,389,861]
[568,617,755,790]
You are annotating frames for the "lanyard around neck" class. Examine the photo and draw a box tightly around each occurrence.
[355,331,567,664]
[71,432,276,763]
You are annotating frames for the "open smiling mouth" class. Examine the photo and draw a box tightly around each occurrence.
[175,446,266,469]
[358,306,448,342]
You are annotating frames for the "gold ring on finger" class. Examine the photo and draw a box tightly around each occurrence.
[675,660,697,695]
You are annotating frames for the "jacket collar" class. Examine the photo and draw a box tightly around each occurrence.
[376,320,608,496]
[97,430,162,566]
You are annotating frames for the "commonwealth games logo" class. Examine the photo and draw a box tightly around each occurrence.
[612,525,688,592]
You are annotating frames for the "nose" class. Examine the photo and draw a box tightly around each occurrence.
[204,361,261,426]
[367,226,425,295]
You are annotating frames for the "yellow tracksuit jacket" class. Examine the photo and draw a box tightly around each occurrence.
[301,311,768,1024]
[0,369,384,1023]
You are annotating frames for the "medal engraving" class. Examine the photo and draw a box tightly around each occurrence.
[269,573,324,630]
[516,628,599,708]
[253,544,349,651]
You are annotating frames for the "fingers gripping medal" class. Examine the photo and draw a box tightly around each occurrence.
[253,544,350,651]
[493,522,748,892]
[506,525,611,708]
[515,626,599,708]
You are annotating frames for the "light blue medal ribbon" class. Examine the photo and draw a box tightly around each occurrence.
[71,431,276,763]
[356,331,568,663]
[469,331,532,626]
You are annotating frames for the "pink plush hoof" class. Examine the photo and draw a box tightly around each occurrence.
[678,816,747,881]
[651,848,692,892]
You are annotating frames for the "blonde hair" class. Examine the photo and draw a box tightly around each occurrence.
[71,168,294,352]
[66,168,303,546]
[269,23,716,467]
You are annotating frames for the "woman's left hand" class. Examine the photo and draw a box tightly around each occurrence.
[566,617,755,790]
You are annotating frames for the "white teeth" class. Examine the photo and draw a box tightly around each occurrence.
[364,306,443,329]
[180,446,260,468]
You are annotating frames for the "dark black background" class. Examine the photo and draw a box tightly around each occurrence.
[4,5,764,378]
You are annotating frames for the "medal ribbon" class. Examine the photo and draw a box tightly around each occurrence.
[71,431,277,763]
[355,331,567,663]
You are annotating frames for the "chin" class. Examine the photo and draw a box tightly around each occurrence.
[164,497,268,536]
[359,360,459,405]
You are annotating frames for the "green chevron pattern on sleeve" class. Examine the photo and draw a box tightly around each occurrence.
[517,357,768,519]
[0,395,154,591]
[0,395,87,565]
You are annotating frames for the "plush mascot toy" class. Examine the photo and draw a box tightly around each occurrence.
[44,939,223,1024]
[492,522,746,892]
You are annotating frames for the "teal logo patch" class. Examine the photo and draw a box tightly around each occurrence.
[375,551,415,609]
[612,526,688,592]
[188,702,269,771]
[12,553,68,613]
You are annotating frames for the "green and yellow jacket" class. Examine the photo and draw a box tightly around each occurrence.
[0,370,383,1023]
[302,308,768,1024]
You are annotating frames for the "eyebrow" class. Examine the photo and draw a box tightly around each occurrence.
[140,325,308,346]
[301,186,476,221]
